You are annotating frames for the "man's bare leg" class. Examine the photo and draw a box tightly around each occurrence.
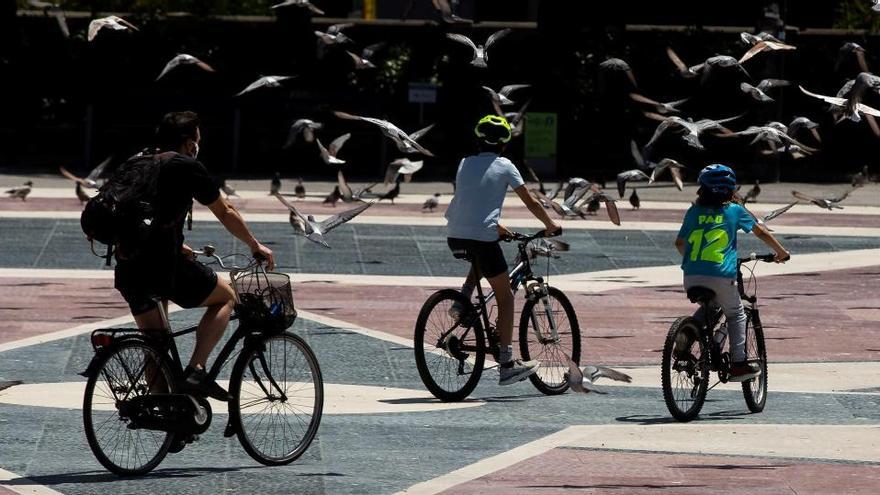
[189,279,236,370]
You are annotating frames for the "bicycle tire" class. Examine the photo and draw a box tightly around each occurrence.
[518,286,581,395]
[414,289,485,402]
[229,331,323,466]
[742,308,768,413]
[661,317,710,422]
[83,339,175,475]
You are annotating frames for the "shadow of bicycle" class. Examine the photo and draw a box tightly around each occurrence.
[1,466,344,485]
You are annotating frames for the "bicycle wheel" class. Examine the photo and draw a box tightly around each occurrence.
[661,317,710,422]
[229,332,323,466]
[414,289,486,402]
[519,287,581,395]
[742,308,768,412]
[83,339,175,475]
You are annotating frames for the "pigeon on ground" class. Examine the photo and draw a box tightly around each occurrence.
[577,191,621,225]
[294,178,306,199]
[219,179,238,199]
[445,29,511,69]
[385,158,424,185]
[236,75,294,97]
[742,181,761,203]
[275,194,372,248]
[423,193,441,212]
[617,169,650,198]
[738,32,796,64]
[316,133,351,166]
[6,181,33,201]
[377,180,401,204]
[791,189,853,210]
[27,1,69,38]
[156,54,215,81]
[270,172,282,195]
[88,15,138,42]
[566,360,632,394]
[629,189,640,210]
[323,186,341,206]
[270,0,325,15]
[59,156,111,189]
[285,119,323,148]
[334,111,434,156]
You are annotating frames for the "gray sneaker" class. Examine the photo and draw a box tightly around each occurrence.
[498,359,541,386]
[448,300,465,320]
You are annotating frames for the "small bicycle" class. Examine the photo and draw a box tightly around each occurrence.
[661,252,779,422]
[414,230,581,401]
[80,247,323,475]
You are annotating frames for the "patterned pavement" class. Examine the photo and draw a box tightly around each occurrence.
[0,183,878,494]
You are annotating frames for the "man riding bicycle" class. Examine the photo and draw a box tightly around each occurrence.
[112,111,275,400]
[445,114,561,385]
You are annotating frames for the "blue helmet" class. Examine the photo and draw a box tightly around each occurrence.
[698,164,736,193]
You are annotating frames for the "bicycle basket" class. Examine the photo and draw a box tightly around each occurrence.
[231,267,297,332]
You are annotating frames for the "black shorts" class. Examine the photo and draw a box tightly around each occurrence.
[447,238,508,278]
[115,254,218,316]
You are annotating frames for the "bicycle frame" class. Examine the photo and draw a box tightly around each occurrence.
[452,235,563,354]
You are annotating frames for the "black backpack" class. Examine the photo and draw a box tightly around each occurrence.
[80,150,174,248]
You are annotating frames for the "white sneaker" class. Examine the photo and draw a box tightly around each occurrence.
[498,359,540,386]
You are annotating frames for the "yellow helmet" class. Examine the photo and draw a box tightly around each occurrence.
[474,114,512,144]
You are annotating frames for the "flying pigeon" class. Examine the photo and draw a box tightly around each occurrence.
[565,360,633,394]
[270,0,325,15]
[156,54,215,81]
[59,156,111,189]
[285,119,323,147]
[236,75,294,97]
[445,29,511,68]
[385,157,424,185]
[88,15,138,42]
[791,189,853,210]
[316,133,351,166]
[275,194,372,248]
[334,111,434,156]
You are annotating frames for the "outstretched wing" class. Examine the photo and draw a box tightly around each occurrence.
[408,124,435,142]
[603,197,621,226]
[320,202,373,233]
[337,169,354,201]
[445,33,477,53]
[485,28,512,50]
[762,201,798,222]
[59,166,85,185]
[86,156,112,182]
[274,193,308,224]
[799,86,847,107]
[329,133,351,156]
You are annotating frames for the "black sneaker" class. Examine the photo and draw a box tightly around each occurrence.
[728,361,761,382]
[183,366,232,402]
[168,433,199,454]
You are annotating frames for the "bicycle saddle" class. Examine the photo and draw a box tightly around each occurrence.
[451,248,471,260]
[686,286,715,304]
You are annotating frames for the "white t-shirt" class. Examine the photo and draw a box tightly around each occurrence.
[445,152,525,241]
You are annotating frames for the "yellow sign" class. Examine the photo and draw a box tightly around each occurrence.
[364,0,376,20]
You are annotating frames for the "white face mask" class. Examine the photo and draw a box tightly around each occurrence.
[191,141,200,159]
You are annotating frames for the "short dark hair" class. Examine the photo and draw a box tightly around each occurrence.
[695,186,734,208]
[156,111,200,151]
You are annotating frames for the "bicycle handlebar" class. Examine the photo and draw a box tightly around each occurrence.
[502,228,563,243]
[192,245,260,271]
[738,252,789,264]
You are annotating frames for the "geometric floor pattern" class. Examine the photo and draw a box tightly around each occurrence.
[1,185,878,494]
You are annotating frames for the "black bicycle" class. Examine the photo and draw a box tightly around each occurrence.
[81,247,323,475]
[661,253,781,422]
[414,230,581,401]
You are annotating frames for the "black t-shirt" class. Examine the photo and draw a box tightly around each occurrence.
[117,153,220,282]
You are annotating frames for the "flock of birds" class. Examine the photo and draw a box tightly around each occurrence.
[8,0,880,247]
